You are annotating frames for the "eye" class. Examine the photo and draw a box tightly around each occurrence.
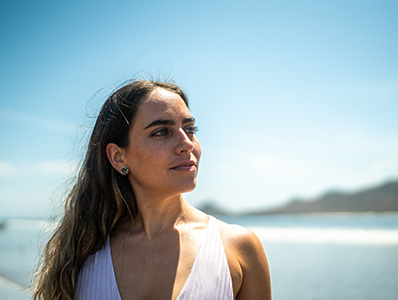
[185,126,199,135]
[151,128,171,138]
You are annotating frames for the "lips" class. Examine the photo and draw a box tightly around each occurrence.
[170,161,197,171]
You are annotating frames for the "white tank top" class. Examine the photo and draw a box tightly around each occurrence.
[75,216,234,300]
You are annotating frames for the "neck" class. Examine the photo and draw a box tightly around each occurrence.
[132,194,193,238]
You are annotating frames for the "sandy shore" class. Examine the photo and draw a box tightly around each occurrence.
[0,275,30,300]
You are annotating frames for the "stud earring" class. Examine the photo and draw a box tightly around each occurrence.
[119,165,129,175]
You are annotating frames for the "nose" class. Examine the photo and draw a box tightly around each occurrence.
[175,128,194,154]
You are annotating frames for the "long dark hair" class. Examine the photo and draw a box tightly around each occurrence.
[32,80,189,300]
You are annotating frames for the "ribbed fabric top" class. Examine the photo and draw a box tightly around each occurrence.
[176,216,233,300]
[75,233,121,299]
[75,216,233,300]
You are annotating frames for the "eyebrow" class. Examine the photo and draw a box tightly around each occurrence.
[144,117,195,130]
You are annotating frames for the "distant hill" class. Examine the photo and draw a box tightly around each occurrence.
[196,200,230,216]
[197,180,398,215]
[254,180,398,214]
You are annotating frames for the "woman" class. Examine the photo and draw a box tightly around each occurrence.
[33,80,271,300]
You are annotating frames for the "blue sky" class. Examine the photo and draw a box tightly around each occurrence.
[1,0,397,217]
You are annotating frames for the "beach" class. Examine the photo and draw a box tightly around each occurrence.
[1,213,398,299]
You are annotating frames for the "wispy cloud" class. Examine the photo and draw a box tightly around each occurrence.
[35,161,79,176]
[0,160,79,177]
[0,161,14,176]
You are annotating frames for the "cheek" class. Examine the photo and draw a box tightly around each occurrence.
[131,148,157,166]
[125,145,147,171]
[128,149,164,184]
[128,143,167,170]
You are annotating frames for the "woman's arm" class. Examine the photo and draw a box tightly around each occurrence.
[219,221,271,300]
[235,229,271,300]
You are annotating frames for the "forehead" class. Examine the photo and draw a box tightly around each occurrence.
[133,88,191,124]
[146,87,185,106]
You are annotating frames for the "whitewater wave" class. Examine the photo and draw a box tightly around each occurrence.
[250,227,398,245]
[3,218,398,245]
[2,218,57,231]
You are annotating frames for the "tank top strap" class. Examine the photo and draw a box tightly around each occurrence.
[177,215,234,300]
[75,236,122,300]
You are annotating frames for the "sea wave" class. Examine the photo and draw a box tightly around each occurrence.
[3,218,398,245]
[250,227,398,245]
[1,218,57,232]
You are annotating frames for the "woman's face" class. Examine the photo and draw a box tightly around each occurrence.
[123,87,201,199]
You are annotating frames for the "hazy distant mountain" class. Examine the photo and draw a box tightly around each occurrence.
[198,180,398,215]
[255,180,398,214]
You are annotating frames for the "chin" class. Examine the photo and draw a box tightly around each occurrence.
[174,180,197,194]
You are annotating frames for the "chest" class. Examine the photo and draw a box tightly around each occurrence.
[110,231,201,300]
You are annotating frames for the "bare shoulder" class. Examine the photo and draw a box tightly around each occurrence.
[216,219,264,254]
[216,218,271,300]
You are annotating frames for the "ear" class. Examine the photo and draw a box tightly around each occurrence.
[106,143,126,173]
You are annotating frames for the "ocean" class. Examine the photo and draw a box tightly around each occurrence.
[1,213,397,299]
